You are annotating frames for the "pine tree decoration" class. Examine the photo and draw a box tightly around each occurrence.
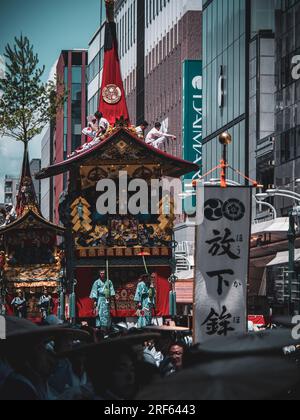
[0,35,66,152]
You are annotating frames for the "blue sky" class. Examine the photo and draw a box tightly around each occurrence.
[0,0,101,200]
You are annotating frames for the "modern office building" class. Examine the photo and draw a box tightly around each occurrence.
[41,126,53,221]
[87,0,202,158]
[53,50,88,223]
[274,0,300,215]
[87,1,107,117]
[202,0,276,196]
[3,175,19,207]
[29,159,41,208]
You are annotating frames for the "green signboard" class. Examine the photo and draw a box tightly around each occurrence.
[182,59,203,178]
[182,60,202,214]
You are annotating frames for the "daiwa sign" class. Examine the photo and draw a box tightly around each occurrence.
[182,60,203,213]
[182,60,203,180]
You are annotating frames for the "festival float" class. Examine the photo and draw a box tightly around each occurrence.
[36,0,199,323]
[0,148,65,321]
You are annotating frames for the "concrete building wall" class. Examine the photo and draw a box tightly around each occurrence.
[41,126,51,220]
[29,159,41,207]
[54,50,88,224]
[4,176,19,207]
[88,0,202,152]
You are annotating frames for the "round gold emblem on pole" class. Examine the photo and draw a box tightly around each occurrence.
[102,84,122,104]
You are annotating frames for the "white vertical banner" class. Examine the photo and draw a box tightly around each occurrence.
[194,186,252,343]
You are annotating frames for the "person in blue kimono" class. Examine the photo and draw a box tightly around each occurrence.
[134,274,156,329]
[90,270,116,331]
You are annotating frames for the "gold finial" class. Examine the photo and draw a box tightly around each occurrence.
[105,0,115,22]
[219,132,232,146]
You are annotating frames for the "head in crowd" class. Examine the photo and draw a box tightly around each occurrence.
[99,270,106,281]
[3,339,56,384]
[168,341,185,371]
[141,121,149,130]
[86,344,138,399]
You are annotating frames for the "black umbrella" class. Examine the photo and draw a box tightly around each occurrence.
[193,329,300,357]
[137,330,300,401]
[137,354,299,401]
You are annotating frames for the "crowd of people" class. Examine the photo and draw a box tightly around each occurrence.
[2,314,300,400]
[0,316,188,401]
[0,205,17,227]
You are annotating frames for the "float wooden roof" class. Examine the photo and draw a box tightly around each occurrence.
[0,208,65,235]
[0,149,65,235]
[36,127,199,180]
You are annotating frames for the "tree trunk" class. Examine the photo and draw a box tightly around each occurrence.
[23,140,29,158]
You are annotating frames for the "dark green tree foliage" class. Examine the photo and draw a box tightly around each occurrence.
[0,35,65,149]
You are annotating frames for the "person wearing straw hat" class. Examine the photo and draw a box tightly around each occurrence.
[0,317,90,400]
[57,332,161,400]
[90,270,115,331]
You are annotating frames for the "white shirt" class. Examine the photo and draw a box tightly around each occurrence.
[99,117,109,131]
[145,128,165,144]
[135,126,144,136]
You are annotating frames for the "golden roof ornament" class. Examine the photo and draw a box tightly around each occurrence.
[105,0,115,22]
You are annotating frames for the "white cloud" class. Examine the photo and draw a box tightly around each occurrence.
[48,60,58,82]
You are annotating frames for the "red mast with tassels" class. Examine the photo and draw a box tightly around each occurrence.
[99,0,130,126]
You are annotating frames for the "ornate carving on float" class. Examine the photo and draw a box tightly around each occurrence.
[115,116,130,128]
[71,197,92,233]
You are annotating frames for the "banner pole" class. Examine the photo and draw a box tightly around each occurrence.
[219,132,232,188]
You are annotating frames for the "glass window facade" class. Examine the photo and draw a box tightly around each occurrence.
[251,0,275,36]
[274,0,300,214]
[87,47,104,84]
[202,120,246,184]
[100,0,106,26]
[117,0,137,58]
[203,0,247,183]
[203,0,277,188]
[62,52,86,160]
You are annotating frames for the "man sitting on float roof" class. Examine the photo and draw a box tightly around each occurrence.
[135,121,149,138]
[145,122,176,149]
[82,112,110,141]
[94,111,110,136]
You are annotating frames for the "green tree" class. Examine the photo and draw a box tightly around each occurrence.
[0,35,66,153]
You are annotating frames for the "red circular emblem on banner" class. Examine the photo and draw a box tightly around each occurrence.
[102,84,122,104]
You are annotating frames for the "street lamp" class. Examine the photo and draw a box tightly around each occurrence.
[265,188,300,201]
[255,193,269,200]
[257,189,300,315]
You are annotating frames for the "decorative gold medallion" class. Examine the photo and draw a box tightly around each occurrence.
[102,84,122,104]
